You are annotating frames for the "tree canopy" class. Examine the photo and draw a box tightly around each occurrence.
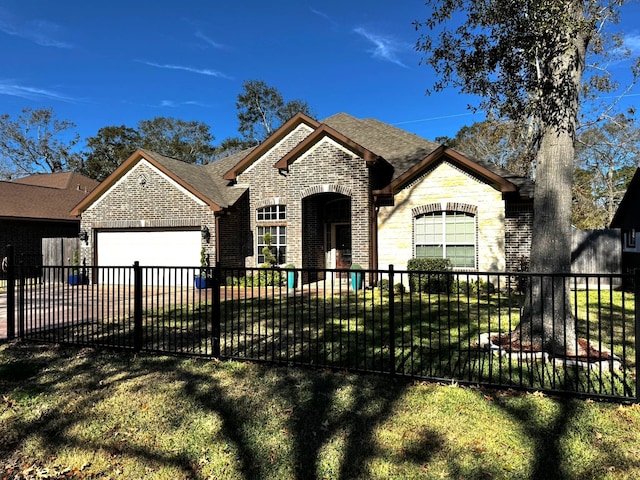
[236,80,314,144]
[575,113,640,228]
[138,117,216,165]
[440,117,534,177]
[79,125,142,181]
[0,107,81,179]
[78,117,216,180]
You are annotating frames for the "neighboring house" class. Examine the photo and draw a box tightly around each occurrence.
[610,168,640,275]
[0,172,99,265]
[71,113,534,282]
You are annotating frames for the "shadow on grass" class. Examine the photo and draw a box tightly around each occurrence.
[4,340,640,479]
[180,363,444,479]
[1,341,445,478]
[0,342,202,477]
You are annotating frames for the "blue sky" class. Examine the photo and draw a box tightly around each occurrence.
[1,0,640,152]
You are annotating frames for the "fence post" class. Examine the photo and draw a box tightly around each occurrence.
[389,264,396,376]
[18,257,25,339]
[211,263,221,358]
[5,245,15,339]
[635,269,640,402]
[133,261,143,352]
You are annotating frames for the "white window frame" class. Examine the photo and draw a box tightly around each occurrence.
[414,211,477,269]
[257,205,286,221]
[256,205,287,265]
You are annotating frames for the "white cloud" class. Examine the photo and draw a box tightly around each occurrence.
[138,61,233,79]
[0,81,76,102]
[194,30,224,49]
[624,33,640,55]
[0,8,72,48]
[160,99,208,108]
[353,27,408,68]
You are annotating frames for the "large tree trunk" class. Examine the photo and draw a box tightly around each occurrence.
[517,129,581,356]
[514,3,590,357]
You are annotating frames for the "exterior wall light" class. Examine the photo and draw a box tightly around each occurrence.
[79,230,89,245]
[201,225,210,243]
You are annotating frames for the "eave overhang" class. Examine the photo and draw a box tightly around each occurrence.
[373,146,519,205]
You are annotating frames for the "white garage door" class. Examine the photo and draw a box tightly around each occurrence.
[97,230,201,285]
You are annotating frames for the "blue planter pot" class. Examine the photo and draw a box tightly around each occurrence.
[287,271,297,289]
[351,271,363,291]
[68,273,87,286]
[195,276,211,289]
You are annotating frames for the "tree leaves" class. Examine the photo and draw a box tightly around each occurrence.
[0,108,81,179]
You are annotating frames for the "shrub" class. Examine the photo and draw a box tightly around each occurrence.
[394,283,406,295]
[454,279,496,295]
[243,269,284,287]
[407,258,453,293]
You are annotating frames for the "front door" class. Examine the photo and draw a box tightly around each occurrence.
[335,224,351,270]
[325,223,351,276]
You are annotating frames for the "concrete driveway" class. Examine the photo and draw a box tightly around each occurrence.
[0,284,214,340]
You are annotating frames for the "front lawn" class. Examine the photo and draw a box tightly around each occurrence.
[2,341,640,479]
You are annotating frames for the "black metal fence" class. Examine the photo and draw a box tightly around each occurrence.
[4,254,638,402]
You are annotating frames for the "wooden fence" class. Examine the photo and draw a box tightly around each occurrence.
[41,237,80,283]
[571,229,620,287]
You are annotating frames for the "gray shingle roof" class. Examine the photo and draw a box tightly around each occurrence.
[322,112,533,198]
[322,113,440,180]
[139,149,248,209]
[135,112,533,207]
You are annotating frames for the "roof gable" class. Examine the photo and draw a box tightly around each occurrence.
[610,167,640,229]
[373,146,522,202]
[322,113,440,180]
[71,149,228,216]
[273,124,384,170]
[223,113,320,181]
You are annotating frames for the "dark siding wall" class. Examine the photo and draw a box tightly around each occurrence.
[0,219,78,260]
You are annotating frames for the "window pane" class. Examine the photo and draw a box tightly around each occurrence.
[445,213,474,243]
[446,245,475,268]
[257,224,286,265]
[257,205,286,221]
[416,245,443,259]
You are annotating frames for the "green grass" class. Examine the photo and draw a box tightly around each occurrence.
[2,341,640,479]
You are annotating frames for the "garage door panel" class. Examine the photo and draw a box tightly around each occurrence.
[97,230,201,285]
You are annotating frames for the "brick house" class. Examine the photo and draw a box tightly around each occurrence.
[0,172,98,264]
[71,112,533,280]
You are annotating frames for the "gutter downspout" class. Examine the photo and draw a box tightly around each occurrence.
[370,197,379,286]
[214,212,221,267]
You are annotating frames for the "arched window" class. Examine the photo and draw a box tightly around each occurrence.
[414,211,476,268]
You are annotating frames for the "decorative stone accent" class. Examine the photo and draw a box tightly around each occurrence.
[475,332,622,371]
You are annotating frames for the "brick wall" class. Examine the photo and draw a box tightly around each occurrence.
[218,193,250,268]
[505,203,533,271]
[80,160,216,264]
[237,128,374,270]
